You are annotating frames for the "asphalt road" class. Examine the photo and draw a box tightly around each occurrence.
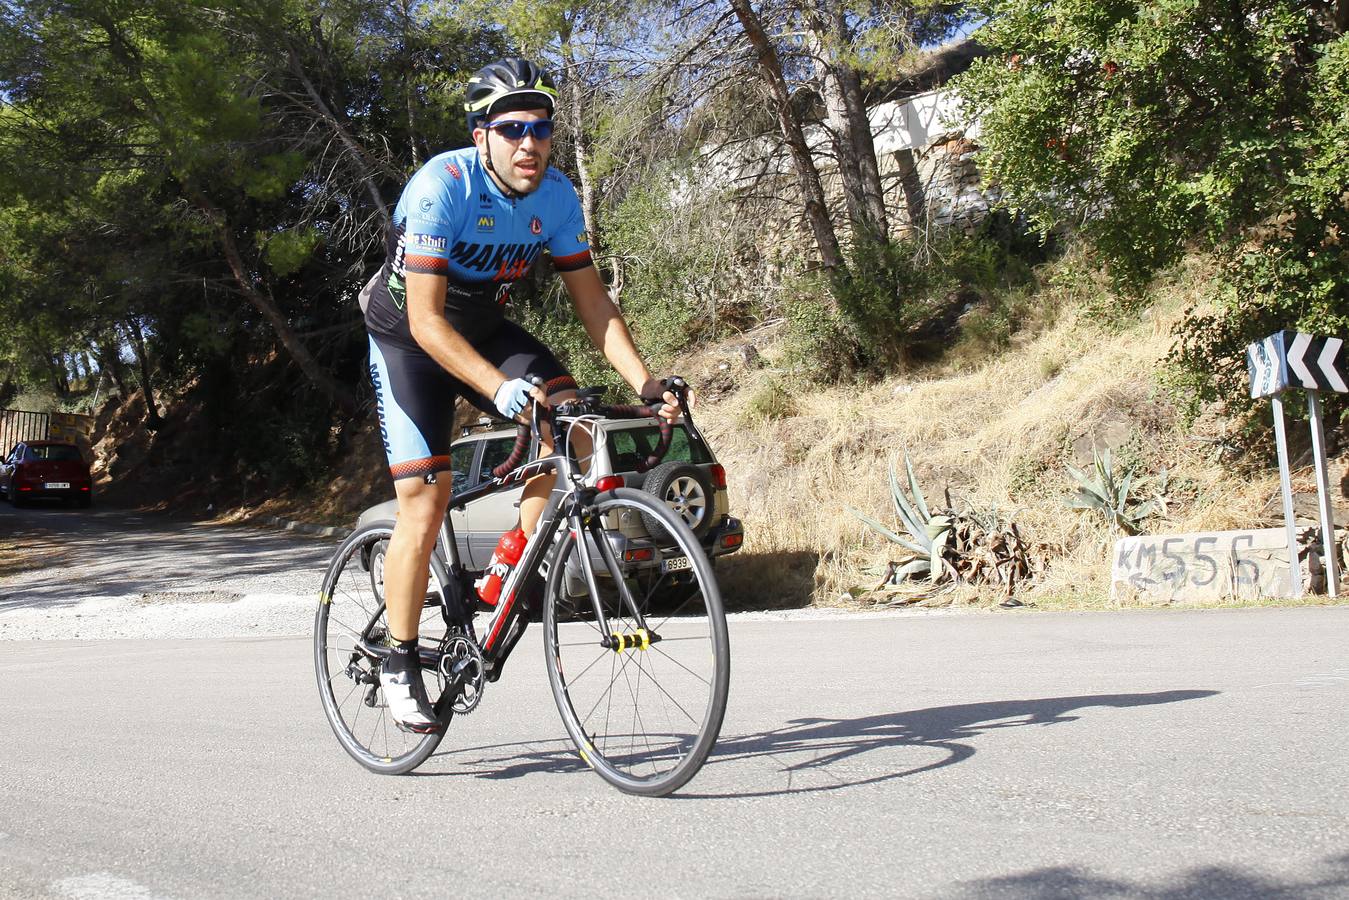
[2,603,1348,898]
[0,501,332,640]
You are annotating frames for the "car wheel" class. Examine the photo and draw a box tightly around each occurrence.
[369,539,389,604]
[640,461,716,542]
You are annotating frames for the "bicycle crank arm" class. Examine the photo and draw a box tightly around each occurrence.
[353,639,444,672]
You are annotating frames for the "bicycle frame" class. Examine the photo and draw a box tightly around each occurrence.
[441,419,657,657]
[355,406,658,683]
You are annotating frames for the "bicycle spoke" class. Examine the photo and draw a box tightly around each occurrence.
[639,651,681,767]
[622,654,660,773]
[558,644,612,688]
[630,659,700,726]
[579,646,640,731]
[651,643,713,687]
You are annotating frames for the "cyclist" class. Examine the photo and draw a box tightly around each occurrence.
[361,57,686,733]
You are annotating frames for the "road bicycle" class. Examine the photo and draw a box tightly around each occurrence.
[313,379,730,796]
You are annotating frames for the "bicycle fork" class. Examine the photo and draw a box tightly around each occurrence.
[567,510,661,652]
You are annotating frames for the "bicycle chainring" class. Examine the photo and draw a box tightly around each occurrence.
[439,634,486,714]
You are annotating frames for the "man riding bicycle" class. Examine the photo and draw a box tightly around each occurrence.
[361,57,684,733]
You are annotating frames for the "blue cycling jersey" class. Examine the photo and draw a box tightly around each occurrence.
[364,146,593,345]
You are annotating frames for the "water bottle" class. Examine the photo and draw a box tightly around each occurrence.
[474,527,527,606]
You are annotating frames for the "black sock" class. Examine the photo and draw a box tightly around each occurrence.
[386,638,420,677]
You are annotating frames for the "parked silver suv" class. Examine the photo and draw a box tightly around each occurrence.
[355,416,743,587]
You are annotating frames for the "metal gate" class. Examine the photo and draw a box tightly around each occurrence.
[0,410,50,454]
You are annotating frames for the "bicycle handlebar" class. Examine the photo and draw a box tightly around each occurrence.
[489,376,701,480]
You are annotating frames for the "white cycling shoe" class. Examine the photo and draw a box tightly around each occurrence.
[379,667,442,734]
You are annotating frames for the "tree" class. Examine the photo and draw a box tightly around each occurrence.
[954,1,1349,406]
[729,0,846,276]
[799,1,889,245]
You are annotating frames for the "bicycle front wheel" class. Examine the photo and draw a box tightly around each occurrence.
[314,523,452,774]
[543,487,730,796]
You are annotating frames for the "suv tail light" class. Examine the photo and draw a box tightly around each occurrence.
[721,533,743,549]
[709,464,727,489]
[623,547,655,562]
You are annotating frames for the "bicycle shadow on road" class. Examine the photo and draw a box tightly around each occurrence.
[678,689,1219,799]
[417,689,1217,790]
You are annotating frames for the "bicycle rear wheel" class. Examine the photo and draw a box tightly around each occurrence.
[314,523,452,774]
[543,487,730,796]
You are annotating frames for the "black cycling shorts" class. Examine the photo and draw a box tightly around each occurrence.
[367,321,576,481]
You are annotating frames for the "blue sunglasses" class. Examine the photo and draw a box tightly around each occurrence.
[487,119,555,141]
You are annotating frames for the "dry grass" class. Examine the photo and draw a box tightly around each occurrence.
[691,254,1300,609]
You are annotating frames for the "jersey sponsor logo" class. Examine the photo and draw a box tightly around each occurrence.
[412,233,447,251]
[529,215,542,236]
[476,215,496,232]
[370,361,391,457]
[576,232,587,245]
[445,162,463,179]
[418,196,435,212]
[388,273,407,310]
[479,192,492,207]
[448,240,543,281]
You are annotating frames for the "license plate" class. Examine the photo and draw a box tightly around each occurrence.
[662,555,691,572]
[44,482,70,490]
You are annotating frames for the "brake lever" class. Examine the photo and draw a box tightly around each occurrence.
[528,375,546,440]
[666,376,711,455]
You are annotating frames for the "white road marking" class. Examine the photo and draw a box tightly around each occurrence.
[1254,669,1349,689]
[53,873,169,900]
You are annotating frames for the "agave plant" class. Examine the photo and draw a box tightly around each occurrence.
[848,454,1047,598]
[1065,447,1156,535]
[847,453,955,583]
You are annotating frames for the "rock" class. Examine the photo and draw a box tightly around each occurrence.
[1111,528,1329,602]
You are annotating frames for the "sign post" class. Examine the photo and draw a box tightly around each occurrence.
[1246,331,1346,597]
[1268,394,1303,596]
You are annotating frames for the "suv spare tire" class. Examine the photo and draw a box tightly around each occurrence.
[641,462,716,542]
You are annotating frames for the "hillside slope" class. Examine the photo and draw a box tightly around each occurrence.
[697,254,1303,608]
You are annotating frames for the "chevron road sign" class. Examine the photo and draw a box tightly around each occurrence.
[1245,330,1344,598]
[1247,330,1348,399]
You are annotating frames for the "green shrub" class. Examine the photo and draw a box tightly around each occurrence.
[743,378,794,425]
[953,3,1349,428]
[601,177,766,370]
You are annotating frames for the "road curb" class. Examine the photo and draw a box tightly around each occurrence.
[257,516,346,538]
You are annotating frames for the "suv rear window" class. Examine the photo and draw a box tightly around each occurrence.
[607,425,711,472]
[31,444,81,462]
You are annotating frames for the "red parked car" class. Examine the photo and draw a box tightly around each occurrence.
[0,441,93,508]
